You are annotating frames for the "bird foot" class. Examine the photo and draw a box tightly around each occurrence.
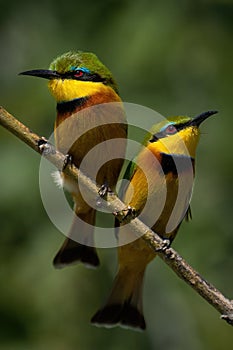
[63,154,73,170]
[113,206,137,224]
[98,183,112,198]
[221,313,233,325]
[96,183,114,208]
[37,137,56,155]
[156,239,171,252]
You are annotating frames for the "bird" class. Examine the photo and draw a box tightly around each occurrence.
[20,51,127,269]
[91,110,217,330]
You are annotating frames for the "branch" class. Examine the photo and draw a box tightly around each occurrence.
[0,106,233,326]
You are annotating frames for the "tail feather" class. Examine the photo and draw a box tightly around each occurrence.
[91,267,146,330]
[53,238,99,269]
[53,208,100,269]
[91,302,146,330]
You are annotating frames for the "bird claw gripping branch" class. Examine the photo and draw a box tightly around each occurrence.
[113,206,137,224]
[63,154,73,171]
[98,183,113,198]
[155,239,171,252]
[37,137,56,155]
[221,313,233,326]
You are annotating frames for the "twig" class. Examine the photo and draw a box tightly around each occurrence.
[0,106,233,326]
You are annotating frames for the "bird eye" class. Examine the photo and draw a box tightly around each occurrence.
[165,124,177,135]
[73,70,84,78]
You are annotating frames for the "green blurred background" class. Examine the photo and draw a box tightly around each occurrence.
[0,0,233,349]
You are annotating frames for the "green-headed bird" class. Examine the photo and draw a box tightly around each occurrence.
[20,51,127,268]
[91,110,217,330]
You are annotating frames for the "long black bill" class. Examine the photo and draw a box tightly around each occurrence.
[19,69,60,80]
[191,110,218,127]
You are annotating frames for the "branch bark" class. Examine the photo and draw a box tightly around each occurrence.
[0,106,233,325]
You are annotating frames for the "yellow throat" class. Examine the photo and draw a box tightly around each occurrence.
[48,79,118,103]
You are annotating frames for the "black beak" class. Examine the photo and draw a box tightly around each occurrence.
[19,69,60,80]
[190,110,218,127]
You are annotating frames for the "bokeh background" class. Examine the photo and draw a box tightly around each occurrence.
[0,0,233,349]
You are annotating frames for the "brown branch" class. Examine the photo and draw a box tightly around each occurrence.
[0,106,233,326]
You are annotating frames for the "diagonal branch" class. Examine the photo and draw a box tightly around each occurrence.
[0,106,233,326]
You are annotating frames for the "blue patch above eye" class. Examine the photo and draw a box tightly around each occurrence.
[160,122,175,132]
[70,66,90,73]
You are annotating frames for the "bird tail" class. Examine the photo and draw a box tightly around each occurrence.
[53,208,100,269]
[91,266,146,330]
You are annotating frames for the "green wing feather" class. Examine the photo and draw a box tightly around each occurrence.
[185,206,192,221]
[117,159,137,201]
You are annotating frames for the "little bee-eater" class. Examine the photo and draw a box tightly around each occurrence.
[91,110,217,330]
[20,51,127,268]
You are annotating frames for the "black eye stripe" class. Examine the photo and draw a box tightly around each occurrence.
[60,70,106,83]
[149,122,190,143]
